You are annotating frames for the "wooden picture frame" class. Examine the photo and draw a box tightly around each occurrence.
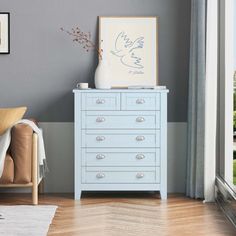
[0,12,10,54]
[99,16,158,88]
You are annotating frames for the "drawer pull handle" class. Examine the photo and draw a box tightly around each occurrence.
[136,98,145,104]
[96,173,105,179]
[96,136,106,141]
[96,154,106,159]
[96,99,105,104]
[136,154,145,160]
[136,136,145,141]
[96,117,106,123]
[136,117,145,122]
[136,173,145,179]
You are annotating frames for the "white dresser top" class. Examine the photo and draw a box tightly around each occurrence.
[73,88,169,93]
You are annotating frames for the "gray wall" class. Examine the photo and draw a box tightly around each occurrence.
[0,0,190,122]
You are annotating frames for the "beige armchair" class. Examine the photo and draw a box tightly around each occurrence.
[0,123,43,205]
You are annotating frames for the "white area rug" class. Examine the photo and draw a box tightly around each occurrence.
[0,205,57,236]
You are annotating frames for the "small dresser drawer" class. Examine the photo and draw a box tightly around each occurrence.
[82,148,160,166]
[82,167,159,184]
[82,131,159,148]
[82,93,120,110]
[121,93,160,110]
[82,111,159,129]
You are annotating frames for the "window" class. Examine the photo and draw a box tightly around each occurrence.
[218,0,234,187]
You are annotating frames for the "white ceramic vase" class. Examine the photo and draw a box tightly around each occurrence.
[94,59,111,89]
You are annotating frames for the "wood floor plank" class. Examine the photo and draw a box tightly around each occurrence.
[0,192,235,235]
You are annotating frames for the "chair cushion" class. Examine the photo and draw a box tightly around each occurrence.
[11,124,33,184]
[0,107,27,135]
[0,154,14,184]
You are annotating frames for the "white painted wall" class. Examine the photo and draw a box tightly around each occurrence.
[39,122,187,193]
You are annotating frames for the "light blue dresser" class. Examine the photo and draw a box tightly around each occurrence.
[73,89,168,199]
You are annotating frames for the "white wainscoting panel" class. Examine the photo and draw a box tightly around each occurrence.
[39,122,187,193]
[39,122,74,193]
[0,122,187,193]
[167,123,187,193]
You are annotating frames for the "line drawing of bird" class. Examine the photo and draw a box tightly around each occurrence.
[110,31,144,69]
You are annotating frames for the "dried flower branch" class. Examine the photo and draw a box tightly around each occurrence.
[60,26,103,60]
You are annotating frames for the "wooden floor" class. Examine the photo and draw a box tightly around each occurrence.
[0,192,235,236]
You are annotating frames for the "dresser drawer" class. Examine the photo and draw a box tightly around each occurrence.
[82,111,159,129]
[82,93,120,110]
[82,130,159,148]
[82,167,160,184]
[82,148,160,166]
[121,93,160,110]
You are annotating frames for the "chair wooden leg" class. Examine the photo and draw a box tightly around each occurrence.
[32,133,38,205]
[32,182,38,205]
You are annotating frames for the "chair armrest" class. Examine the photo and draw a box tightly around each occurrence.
[10,123,34,184]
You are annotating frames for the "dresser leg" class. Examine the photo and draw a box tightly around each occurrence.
[75,191,82,200]
[160,190,167,200]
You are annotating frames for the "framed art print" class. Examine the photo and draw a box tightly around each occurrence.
[99,16,158,87]
[0,13,10,54]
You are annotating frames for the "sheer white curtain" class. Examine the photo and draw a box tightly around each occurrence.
[205,0,234,201]
[204,0,218,202]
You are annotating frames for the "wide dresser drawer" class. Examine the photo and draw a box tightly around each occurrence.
[82,167,160,184]
[82,111,159,129]
[82,93,120,110]
[82,130,159,148]
[82,148,160,166]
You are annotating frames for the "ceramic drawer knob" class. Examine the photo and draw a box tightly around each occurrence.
[136,136,145,141]
[96,136,106,141]
[96,173,105,179]
[96,154,106,159]
[96,117,106,122]
[136,173,145,178]
[136,117,145,122]
[96,99,105,104]
[136,98,145,104]
[136,154,145,160]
